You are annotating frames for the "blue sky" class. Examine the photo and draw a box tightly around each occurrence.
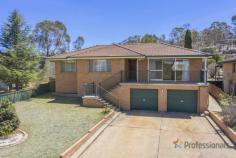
[0,0,236,47]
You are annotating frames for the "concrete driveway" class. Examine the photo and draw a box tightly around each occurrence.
[78,111,236,158]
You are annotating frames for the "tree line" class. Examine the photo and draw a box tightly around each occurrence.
[121,16,236,51]
[0,10,84,90]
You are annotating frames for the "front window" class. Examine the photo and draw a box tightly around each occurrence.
[175,59,189,81]
[149,59,189,81]
[61,61,76,72]
[150,60,162,80]
[89,59,111,72]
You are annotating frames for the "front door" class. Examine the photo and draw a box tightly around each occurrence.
[128,59,137,81]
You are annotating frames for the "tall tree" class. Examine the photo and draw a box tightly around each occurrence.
[120,35,141,44]
[121,34,159,44]
[232,15,236,35]
[184,29,192,49]
[73,36,84,50]
[202,21,233,47]
[0,10,29,49]
[191,29,201,49]
[141,34,158,43]
[0,10,39,90]
[170,27,185,46]
[159,34,166,42]
[33,20,71,56]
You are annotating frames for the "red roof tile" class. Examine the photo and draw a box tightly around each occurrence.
[50,43,208,59]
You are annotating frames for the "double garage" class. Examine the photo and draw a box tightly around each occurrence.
[130,89,198,113]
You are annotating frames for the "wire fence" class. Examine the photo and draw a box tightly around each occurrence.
[0,80,55,103]
[0,89,33,103]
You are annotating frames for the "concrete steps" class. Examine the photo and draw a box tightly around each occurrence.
[98,97,114,107]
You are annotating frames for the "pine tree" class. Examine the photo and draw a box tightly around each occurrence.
[184,29,193,49]
[0,10,39,90]
[0,10,29,49]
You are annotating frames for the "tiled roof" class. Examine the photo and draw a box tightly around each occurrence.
[121,43,207,56]
[50,43,208,59]
[218,57,236,64]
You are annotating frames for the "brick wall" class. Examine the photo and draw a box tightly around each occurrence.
[54,58,205,95]
[223,63,236,94]
[55,61,77,93]
[116,83,208,113]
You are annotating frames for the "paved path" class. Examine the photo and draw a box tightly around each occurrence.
[208,95,222,112]
[78,111,235,158]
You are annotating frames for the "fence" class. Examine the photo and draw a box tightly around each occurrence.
[0,89,33,103]
[0,80,56,103]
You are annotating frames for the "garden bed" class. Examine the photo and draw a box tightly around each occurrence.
[0,129,27,148]
[209,111,236,144]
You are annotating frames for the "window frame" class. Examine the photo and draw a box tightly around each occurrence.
[61,60,76,73]
[89,59,112,72]
[149,59,163,81]
[149,59,189,81]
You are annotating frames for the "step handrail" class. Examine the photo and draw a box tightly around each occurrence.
[99,71,123,90]
[96,83,120,109]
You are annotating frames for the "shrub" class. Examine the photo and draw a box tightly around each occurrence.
[218,94,232,107]
[0,100,20,136]
[222,105,236,127]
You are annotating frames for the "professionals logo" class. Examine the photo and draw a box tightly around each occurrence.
[173,138,227,149]
[173,138,182,148]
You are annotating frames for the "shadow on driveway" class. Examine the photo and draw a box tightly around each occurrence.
[123,110,196,119]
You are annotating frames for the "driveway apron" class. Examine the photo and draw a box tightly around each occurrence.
[79,111,236,158]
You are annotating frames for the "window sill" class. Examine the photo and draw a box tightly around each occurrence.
[61,71,76,73]
[88,72,112,74]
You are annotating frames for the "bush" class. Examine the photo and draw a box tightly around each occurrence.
[0,100,20,136]
[222,105,236,127]
[218,94,232,107]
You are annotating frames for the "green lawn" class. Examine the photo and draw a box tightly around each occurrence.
[0,93,105,158]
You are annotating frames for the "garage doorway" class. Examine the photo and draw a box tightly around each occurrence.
[167,90,197,113]
[130,89,158,111]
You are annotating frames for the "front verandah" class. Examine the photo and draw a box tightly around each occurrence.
[123,58,208,84]
[82,57,208,100]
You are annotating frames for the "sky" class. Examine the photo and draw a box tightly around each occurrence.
[0,0,236,47]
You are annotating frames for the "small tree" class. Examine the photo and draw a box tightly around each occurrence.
[184,29,192,49]
[0,100,20,136]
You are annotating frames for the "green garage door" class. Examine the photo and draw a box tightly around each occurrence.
[167,90,197,113]
[131,89,158,111]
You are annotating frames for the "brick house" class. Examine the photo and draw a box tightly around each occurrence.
[50,43,209,113]
[218,58,236,95]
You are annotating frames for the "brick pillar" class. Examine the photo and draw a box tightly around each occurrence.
[158,89,167,112]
